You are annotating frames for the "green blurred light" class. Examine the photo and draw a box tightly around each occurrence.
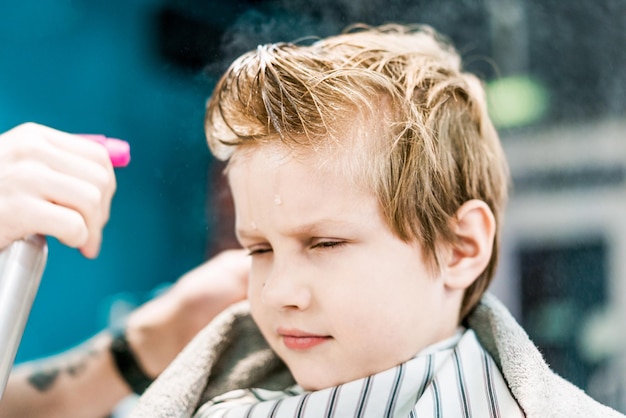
[486,75,548,128]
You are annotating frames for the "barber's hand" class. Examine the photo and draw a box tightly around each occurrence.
[124,249,250,377]
[0,123,116,258]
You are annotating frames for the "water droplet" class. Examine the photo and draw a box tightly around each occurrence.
[273,194,282,205]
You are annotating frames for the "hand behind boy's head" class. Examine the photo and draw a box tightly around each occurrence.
[205,23,509,390]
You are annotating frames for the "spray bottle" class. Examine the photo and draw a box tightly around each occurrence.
[0,134,130,400]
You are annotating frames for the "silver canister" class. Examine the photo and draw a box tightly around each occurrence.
[0,235,48,399]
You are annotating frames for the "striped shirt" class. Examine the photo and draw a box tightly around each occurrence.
[194,329,524,418]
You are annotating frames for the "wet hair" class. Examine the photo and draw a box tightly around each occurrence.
[205,23,509,319]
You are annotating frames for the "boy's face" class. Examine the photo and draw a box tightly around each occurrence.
[229,144,459,391]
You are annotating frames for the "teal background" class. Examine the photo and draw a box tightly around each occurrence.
[0,0,215,362]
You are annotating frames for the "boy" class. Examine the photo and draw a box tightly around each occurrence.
[129,24,623,417]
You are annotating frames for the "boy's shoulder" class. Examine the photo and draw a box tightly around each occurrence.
[468,293,625,417]
[128,297,625,418]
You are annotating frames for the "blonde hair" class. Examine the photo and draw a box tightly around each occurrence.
[205,23,509,319]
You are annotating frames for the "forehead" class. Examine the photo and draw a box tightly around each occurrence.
[227,142,357,197]
[227,142,346,194]
[227,142,381,228]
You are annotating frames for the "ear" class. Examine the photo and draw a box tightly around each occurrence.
[442,199,496,291]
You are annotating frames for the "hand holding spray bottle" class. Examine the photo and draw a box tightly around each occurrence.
[0,134,130,399]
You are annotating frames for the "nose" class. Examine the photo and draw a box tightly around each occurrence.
[261,257,311,311]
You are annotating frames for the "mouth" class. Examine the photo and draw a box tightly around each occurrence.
[277,328,332,350]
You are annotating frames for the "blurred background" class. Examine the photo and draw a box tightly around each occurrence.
[1,0,625,413]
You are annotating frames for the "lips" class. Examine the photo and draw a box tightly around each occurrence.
[277,328,331,350]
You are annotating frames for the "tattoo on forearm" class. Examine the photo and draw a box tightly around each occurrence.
[66,350,94,377]
[27,369,60,391]
[27,348,99,392]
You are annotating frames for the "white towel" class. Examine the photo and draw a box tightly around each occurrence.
[128,294,624,418]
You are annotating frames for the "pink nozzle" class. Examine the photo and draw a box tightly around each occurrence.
[79,134,131,168]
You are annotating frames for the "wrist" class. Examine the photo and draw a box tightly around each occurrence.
[109,329,155,395]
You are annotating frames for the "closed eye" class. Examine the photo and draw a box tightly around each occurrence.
[247,246,273,256]
[311,240,347,250]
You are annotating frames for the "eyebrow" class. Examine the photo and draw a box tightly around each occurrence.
[236,218,357,241]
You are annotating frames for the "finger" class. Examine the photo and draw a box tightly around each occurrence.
[208,249,251,284]
[13,136,114,188]
[17,126,115,211]
[3,123,117,225]
[48,132,117,229]
[11,161,108,257]
[170,249,250,312]
[11,123,113,169]
[0,124,115,256]
[35,167,108,253]
[31,144,116,224]
[13,196,89,249]
[79,228,102,259]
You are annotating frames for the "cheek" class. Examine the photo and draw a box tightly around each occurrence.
[331,271,435,335]
[248,283,271,340]
[247,271,266,315]
[320,284,379,332]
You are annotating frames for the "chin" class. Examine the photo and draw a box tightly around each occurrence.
[292,370,341,392]
[292,365,375,392]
